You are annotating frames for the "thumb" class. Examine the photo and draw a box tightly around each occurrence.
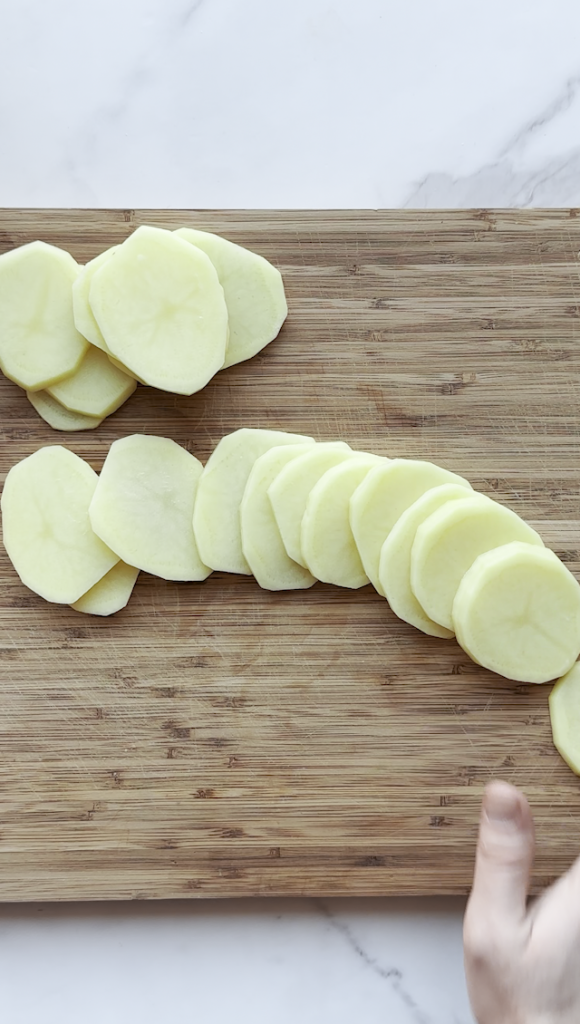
[468,780,535,925]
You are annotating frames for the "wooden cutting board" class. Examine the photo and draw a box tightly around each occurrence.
[1,208,580,902]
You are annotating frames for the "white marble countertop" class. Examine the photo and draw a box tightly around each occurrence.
[2,0,580,1021]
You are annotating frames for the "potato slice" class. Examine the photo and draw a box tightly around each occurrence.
[1,445,119,603]
[27,389,103,432]
[240,443,316,591]
[378,485,472,639]
[268,443,354,568]
[175,227,287,368]
[73,249,145,380]
[411,495,545,631]
[549,663,580,775]
[47,344,136,418]
[89,434,210,582]
[452,542,580,683]
[301,454,386,588]
[193,428,313,575]
[350,459,472,596]
[72,247,119,352]
[0,241,88,390]
[89,226,228,394]
[71,561,139,616]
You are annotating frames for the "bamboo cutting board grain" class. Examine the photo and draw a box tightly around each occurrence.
[1,208,580,902]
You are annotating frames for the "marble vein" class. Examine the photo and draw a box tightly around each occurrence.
[315,900,433,1024]
[406,67,580,209]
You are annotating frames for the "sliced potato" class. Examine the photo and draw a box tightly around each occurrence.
[240,443,316,591]
[268,443,354,568]
[350,459,472,596]
[452,542,580,683]
[411,495,545,631]
[89,226,228,395]
[379,485,472,639]
[1,445,119,603]
[71,561,139,616]
[301,454,386,588]
[47,345,136,418]
[193,428,313,575]
[0,241,88,390]
[72,247,119,352]
[89,434,210,582]
[175,227,287,368]
[27,389,103,432]
[549,663,580,774]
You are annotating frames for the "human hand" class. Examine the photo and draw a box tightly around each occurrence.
[463,780,580,1024]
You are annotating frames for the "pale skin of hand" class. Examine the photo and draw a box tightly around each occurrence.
[464,780,580,1024]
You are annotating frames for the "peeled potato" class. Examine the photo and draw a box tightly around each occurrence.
[0,241,88,390]
[89,226,229,395]
[1,445,119,603]
[72,247,119,352]
[350,459,472,596]
[240,443,317,591]
[193,428,313,575]
[89,434,210,582]
[301,454,386,588]
[27,389,103,432]
[268,443,354,568]
[549,663,580,774]
[379,485,472,639]
[175,227,287,368]
[71,561,139,616]
[452,542,580,683]
[47,345,136,418]
[411,495,544,631]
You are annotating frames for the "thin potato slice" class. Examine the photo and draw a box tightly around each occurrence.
[240,443,316,591]
[72,247,119,352]
[27,390,103,432]
[549,663,580,775]
[89,434,210,582]
[301,454,386,588]
[1,445,119,603]
[47,345,136,418]
[268,443,354,568]
[175,227,287,368]
[378,485,472,639]
[71,561,139,616]
[411,495,544,631]
[452,542,580,683]
[193,428,313,575]
[89,226,228,395]
[0,241,88,390]
[350,459,472,596]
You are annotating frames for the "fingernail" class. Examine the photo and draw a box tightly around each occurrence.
[484,784,522,830]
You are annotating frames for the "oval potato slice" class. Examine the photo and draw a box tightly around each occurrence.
[411,495,545,631]
[378,485,472,638]
[268,443,354,568]
[27,389,103,432]
[549,662,580,775]
[175,227,287,368]
[89,434,210,582]
[240,443,316,591]
[452,542,580,683]
[72,246,119,352]
[71,561,139,617]
[193,428,313,575]
[89,226,228,395]
[0,241,88,390]
[47,345,136,418]
[1,445,119,603]
[350,459,472,596]
[301,454,387,588]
